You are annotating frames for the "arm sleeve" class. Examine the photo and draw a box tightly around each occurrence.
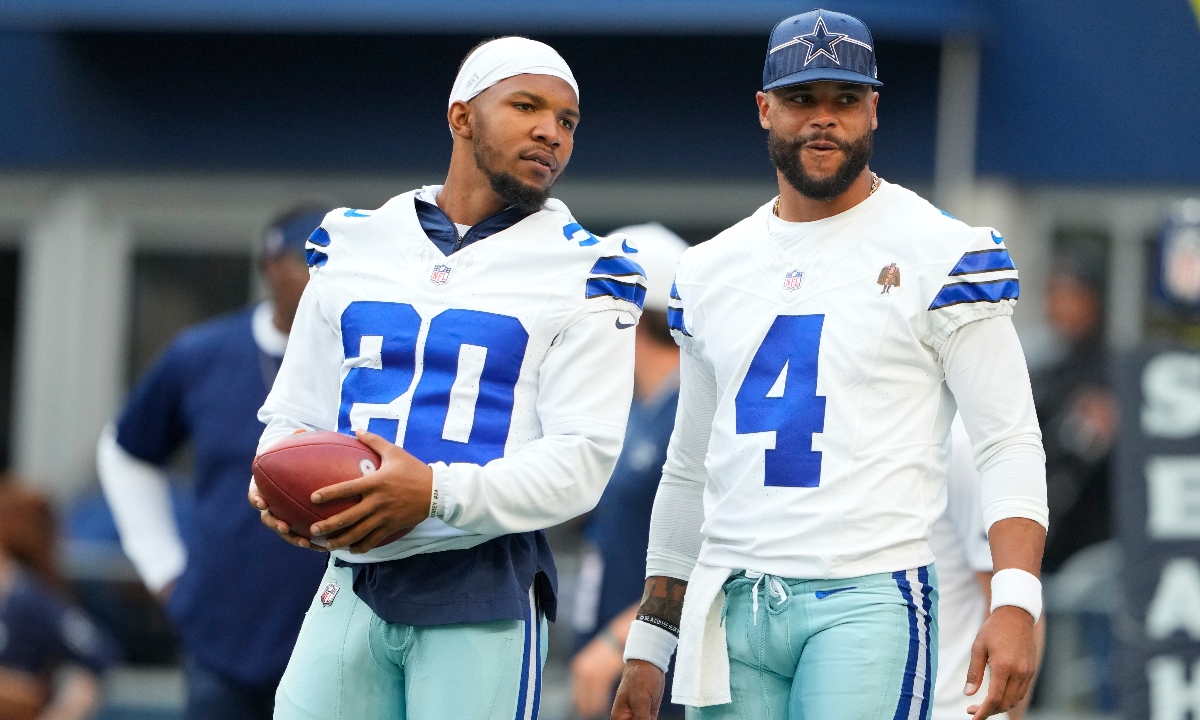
[946,415,994,572]
[257,279,344,452]
[644,345,715,580]
[433,309,635,534]
[941,315,1049,531]
[96,425,187,593]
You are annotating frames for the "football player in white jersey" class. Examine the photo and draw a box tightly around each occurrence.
[615,9,1048,720]
[247,38,645,720]
[932,417,1045,720]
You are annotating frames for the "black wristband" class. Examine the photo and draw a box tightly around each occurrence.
[636,614,680,637]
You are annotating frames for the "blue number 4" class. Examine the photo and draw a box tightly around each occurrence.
[735,315,826,487]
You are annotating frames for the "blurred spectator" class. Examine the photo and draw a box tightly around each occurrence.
[0,481,119,720]
[96,205,331,720]
[571,224,688,719]
[1029,249,1119,711]
[1031,251,1115,572]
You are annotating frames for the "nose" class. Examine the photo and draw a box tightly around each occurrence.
[809,102,838,130]
[531,111,562,148]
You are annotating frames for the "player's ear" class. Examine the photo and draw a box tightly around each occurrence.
[870,91,879,131]
[756,91,772,130]
[447,100,474,139]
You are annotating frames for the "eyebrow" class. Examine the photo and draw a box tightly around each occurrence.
[508,90,581,119]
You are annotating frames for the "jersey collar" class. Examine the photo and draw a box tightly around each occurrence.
[414,186,535,257]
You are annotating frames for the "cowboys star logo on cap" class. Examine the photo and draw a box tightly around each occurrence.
[772,16,872,66]
[763,9,882,90]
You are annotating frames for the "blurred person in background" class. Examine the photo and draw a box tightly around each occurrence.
[0,482,119,720]
[1029,249,1118,711]
[931,419,1044,720]
[570,224,689,720]
[96,205,331,720]
[1032,251,1114,573]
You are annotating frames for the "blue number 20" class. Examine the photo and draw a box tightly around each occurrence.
[734,315,826,487]
[338,301,529,465]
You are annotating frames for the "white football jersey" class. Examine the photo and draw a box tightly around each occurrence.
[260,187,642,565]
[666,180,1019,579]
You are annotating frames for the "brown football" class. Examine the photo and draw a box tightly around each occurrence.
[252,430,412,545]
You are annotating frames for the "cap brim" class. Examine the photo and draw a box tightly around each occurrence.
[764,67,882,91]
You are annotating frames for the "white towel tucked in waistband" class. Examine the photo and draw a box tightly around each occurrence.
[671,562,735,707]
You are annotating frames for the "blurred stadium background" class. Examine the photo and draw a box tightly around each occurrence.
[0,1,1198,719]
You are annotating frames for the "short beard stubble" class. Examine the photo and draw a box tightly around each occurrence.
[767,127,874,202]
[471,116,552,214]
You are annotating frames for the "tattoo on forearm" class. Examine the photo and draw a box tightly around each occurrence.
[637,576,688,635]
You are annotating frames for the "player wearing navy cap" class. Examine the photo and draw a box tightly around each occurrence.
[98,204,330,720]
[615,9,1047,720]
[250,37,641,720]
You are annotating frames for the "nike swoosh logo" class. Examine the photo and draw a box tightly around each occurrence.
[991,231,1004,244]
[622,240,639,254]
[615,317,636,330]
[814,587,856,599]
[344,209,370,217]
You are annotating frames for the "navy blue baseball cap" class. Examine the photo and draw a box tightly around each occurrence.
[262,204,332,261]
[763,9,882,91]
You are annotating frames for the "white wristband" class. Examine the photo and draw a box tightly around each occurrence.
[623,619,678,673]
[990,568,1042,622]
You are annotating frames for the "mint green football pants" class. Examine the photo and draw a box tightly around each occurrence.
[274,563,547,720]
[687,566,938,720]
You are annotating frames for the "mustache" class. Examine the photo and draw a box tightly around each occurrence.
[788,131,855,153]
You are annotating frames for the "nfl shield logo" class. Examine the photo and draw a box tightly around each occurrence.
[320,582,340,607]
[784,269,804,291]
[430,264,451,285]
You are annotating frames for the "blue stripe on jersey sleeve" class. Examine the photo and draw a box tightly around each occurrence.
[586,278,646,309]
[590,256,647,278]
[948,249,1015,276]
[308,226,331,247]
[667,307,691,336]
[928,279,1019,310]
[306,248,328,267]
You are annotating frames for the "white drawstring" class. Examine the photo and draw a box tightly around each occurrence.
[745,571,789,625]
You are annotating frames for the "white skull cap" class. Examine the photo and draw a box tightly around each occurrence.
[611,223,690,312]
[449,37,579,108]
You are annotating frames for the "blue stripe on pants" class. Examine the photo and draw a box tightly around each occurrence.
[531,591,542,720]
[917,567,933,720]
[892,568,933,720]
[892,570,920,720]
[514,598,532,720]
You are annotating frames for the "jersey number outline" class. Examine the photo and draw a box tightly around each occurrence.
[338,301,529,465]
[734,314,827,487]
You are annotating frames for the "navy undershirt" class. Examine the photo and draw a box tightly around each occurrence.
[336,197,560,626]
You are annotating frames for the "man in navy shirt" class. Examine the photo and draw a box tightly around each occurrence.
[570,224,689,719]
[97,205,331,720]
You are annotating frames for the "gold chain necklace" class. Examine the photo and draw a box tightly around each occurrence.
[774,172,880,218]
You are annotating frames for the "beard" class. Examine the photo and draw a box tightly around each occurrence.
[767,127,873,201]
[472,119,551,214]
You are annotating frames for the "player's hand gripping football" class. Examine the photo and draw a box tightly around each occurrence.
[304,430,432,553]
[249,451,326,553]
